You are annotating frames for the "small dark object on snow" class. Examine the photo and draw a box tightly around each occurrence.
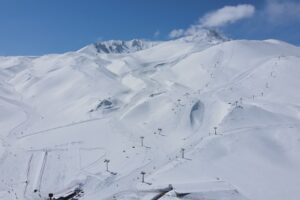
[55,187,83,200]
[49,193,54,200]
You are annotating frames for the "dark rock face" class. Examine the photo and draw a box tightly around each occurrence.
[89,98,120,113]
[96,99,113,109]
[93,39,157,54]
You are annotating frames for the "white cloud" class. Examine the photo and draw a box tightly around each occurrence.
[153,30,160,37]
[169,29,185,38]
[200,4,255,27]
[169,4,255,38]
[265,0,300,23]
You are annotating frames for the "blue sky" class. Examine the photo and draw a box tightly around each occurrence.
[0,0,299,55]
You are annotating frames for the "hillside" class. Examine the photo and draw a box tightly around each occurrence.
[0,31,300,200]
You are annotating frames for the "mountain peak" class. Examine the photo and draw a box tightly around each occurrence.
[88,39,159,54]
[179,28,228,44]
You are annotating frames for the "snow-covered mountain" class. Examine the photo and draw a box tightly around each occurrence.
[0,31,300,200]
[79,39,159,54]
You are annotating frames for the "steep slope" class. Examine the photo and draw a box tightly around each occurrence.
[0,33,300,200]
[79,39,159,54]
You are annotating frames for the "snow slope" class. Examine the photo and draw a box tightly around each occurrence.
[0,30,300,200]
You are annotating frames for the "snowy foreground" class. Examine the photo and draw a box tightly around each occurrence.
[1,30,300,200]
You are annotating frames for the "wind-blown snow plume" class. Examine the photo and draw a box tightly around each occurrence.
[169,4,255,38]
[200,4,255,27]
[169,29,185,39]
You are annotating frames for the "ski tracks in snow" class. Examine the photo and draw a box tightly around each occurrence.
[17,116,107,139]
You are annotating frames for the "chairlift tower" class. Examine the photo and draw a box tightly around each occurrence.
[104,159,110,172]
[141,171,146,183]
[140,136,144,147]
[214,127,218,135]
[180,148,185,159]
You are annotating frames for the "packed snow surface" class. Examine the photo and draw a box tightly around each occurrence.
[0,31,300,200]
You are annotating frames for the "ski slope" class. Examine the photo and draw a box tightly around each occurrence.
[0,30,300,200]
